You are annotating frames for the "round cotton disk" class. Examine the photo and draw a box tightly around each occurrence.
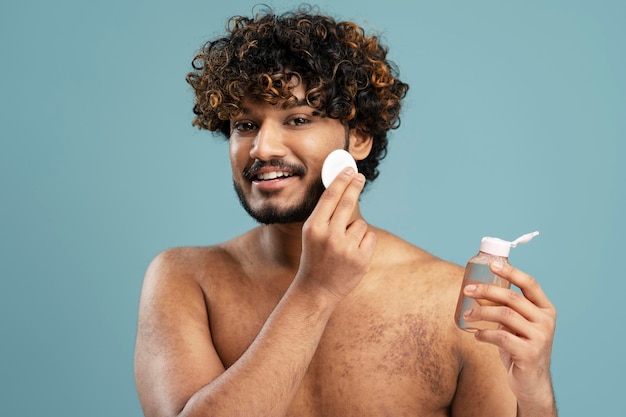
[321,149,358,188]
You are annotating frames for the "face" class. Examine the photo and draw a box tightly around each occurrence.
[229,86,350,224]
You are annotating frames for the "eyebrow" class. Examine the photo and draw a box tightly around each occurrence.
[283,99,326,117]
[284,98,309,108]
[239,98,325,117]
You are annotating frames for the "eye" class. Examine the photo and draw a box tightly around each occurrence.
[232,120,257,132]
[287,116,310,126]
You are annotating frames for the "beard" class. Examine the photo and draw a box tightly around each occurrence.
[233,178,326,224]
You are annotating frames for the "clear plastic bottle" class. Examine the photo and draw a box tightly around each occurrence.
[454,231,539,332]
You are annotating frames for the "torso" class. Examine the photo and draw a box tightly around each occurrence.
[191,227,465,417]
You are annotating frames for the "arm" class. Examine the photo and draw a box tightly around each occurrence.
[134,255,339,417]
[134,168,377,417]
[460,262,558,417]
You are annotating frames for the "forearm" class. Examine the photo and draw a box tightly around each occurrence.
[517,402,558,417]
[179,281,338,417]
[516,383,558,417]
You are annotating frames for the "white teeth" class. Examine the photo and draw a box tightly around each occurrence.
[257,171,292,180]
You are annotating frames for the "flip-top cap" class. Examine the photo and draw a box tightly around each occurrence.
[479,231,540,257]
[480,237,513,257]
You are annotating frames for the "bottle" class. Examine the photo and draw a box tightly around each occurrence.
[454,231,539,332]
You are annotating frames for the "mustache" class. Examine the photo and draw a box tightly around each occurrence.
[243,159,306,178]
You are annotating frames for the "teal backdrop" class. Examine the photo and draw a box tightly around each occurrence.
[1,1,623,415]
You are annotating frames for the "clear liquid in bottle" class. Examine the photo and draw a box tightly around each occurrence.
[454,231,539,333]
[454,261,510,332]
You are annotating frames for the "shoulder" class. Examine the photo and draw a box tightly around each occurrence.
[371,227,463,285]
[146,245,231,276]
[145,227,260,280]
[140,239,248,302]
[366,228,467,328]
[136,239,252,334]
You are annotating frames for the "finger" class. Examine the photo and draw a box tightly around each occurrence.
[327,173,366,231]
[344,219,377,262]
[346,219,377,251]
[473,327,530,357]
[309,167,356,222]
[464,284,542,323]
[360,230,378,253]
[345,218,369,241]
[463,304,534,339]
[490,262,555,311]
[474,324,553,373]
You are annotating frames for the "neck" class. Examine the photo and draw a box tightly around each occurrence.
[258,204,365,269]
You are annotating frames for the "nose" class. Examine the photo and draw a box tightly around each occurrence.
[249,122,288,161]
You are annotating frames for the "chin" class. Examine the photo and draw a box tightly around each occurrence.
[233,179,325,224]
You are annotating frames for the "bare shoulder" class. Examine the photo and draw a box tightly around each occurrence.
[136,238,250,351]
[145,244,233,279]
[363,227,467,340]
[141,237,249,293]
[137,244,235,334]
[370,227,464,291]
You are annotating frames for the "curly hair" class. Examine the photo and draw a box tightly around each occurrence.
[186,4,409,182]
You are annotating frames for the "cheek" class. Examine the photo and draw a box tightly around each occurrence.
[310,156,326,178]
[229,140,249,173]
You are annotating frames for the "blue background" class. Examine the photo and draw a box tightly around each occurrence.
[1,1,623,415]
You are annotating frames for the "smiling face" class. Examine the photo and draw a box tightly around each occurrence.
[229,86,351,224]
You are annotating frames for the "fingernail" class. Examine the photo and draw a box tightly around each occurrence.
[492,259,504,270]
[343,167,355,175]
[464,284,477,293]
[463,308,473,317]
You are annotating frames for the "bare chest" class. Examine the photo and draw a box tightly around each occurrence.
[206,275,461,416]
[293,309,459,416]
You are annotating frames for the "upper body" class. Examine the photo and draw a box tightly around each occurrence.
[134,6,558,417]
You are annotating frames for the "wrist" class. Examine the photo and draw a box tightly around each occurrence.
[288,277,343,318]
[516,392,558,417]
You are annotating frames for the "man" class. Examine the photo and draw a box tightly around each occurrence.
[134,6,558,417]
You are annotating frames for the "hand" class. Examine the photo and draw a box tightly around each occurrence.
[462,262,557,410]
[296,167,377,300]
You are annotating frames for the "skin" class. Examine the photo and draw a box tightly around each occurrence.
[134,86,558,417]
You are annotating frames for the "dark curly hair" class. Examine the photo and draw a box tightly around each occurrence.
[186,4,409,182]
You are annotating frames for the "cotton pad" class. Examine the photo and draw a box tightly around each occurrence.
[321,149,358,188]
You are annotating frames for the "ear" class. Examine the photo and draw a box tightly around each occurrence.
[348,128,373,161]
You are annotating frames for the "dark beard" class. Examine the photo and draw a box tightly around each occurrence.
[233,179,326,224]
